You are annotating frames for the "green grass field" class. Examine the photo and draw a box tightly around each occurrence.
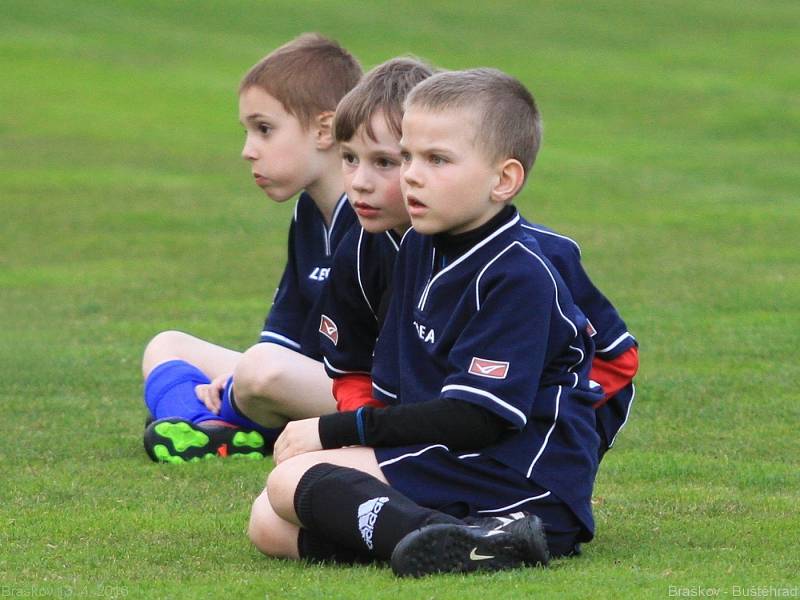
[2,1,798,597]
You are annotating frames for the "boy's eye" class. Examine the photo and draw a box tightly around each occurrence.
[258,123,272,135]
[430,155,446,165]
[342,152,358,165]
[375,157,398,169]
[400,152,411,163]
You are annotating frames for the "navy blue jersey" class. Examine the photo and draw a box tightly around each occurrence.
[520,222,636,359]
[371,210,602,536]
[260,192,357,359]
[320,217,636,373]
[319,227,401,377]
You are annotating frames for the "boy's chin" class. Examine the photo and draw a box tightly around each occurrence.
[360,219,409,235]
[262,188,298,203]
[409,219,443,236]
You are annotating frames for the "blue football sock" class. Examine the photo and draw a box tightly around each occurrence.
[217,376,275,434]
[143,360,219,423]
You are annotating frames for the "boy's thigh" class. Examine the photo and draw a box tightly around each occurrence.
[143,330,241,379]
[374,444,582,557]
[235,343,335,419]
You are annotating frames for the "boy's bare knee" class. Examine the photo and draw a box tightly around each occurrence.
[265,462,299,522]
[142,330,189,378]
[248,490,297,558]
[232,345,287,425]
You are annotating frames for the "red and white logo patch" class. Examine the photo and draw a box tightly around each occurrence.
[468,357,509,379]
[319,314,339,346]
[585,319,597,337]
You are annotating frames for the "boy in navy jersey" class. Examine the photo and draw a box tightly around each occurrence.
[322,75,638,455]
[318,57,434,412]
[140,34,362,462]
[247,69,603,576]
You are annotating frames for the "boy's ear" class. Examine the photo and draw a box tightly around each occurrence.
[490,159,526,204]
[314,111,336,150]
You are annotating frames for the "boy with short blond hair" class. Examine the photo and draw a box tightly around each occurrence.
[141,33,362,462]
[323,64,638,453]
[248,68,602,576]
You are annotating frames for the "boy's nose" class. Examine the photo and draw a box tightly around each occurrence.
[350,167,372,193]
[241,137,257,161]
[402,161,421,187]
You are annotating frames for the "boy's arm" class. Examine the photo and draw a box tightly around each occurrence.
[318,398,506,450]
[591,345,639,405]
[544,240,637,359]
[319,229,388,409]
[332,374,386,411]
[260,221,310,351]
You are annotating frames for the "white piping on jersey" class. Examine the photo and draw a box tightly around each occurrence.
[596,331,634,354]
[356,228,377,319]
[417,214,520,311]
[609,383,635,448]
[384,230,399,251]
[568,345,585,373]
[377,444,449,468]
[520,223,581,257]
[400,226,414,246]
[476,491,552,514]
[322,356,370,376]
[457,452,481,459]
[372,381,397,399]
[441,384,527,427]
[260,331,301,350]
[293,198,300,222]
[526,385,561,478]
[322,193,349,256]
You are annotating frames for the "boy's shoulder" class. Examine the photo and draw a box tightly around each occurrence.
[520,218,582,259]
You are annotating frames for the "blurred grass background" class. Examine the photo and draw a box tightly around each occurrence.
[1,1,798,598]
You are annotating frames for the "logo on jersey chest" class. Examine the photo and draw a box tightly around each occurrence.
[319,314,339,345]
[412,321,435,344]
[308,267,331,281]
[468,357,510,379]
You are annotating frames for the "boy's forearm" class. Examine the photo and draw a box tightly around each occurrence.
[317,398,507,451]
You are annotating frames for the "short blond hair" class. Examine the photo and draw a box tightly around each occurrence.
[334,57,434,143]
[405,68,542,181]
[240,33,362,129]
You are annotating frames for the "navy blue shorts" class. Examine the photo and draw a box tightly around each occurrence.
[374,444,587,557]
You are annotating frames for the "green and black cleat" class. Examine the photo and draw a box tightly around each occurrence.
[143,417,270,464]
[391,515,549,577]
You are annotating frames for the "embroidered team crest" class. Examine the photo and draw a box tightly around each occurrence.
[468,357,509,379]
[319,314,339,345]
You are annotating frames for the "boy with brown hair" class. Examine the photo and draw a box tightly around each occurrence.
[141,33,362,461]
[248,68,601,576]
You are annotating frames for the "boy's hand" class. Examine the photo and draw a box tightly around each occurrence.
[274,418,322,464]
[194,374,230,414]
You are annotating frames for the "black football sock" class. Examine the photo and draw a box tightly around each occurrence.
[297,529,371,565]
[294,463,461,561]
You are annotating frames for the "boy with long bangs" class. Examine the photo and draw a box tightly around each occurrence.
[248,69,602,576]
[140,34,362,462]
[316,57,434,411]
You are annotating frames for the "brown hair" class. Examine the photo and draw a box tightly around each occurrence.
[405,68,543,181]
[240,33,362,129]
[334,57,434,143]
